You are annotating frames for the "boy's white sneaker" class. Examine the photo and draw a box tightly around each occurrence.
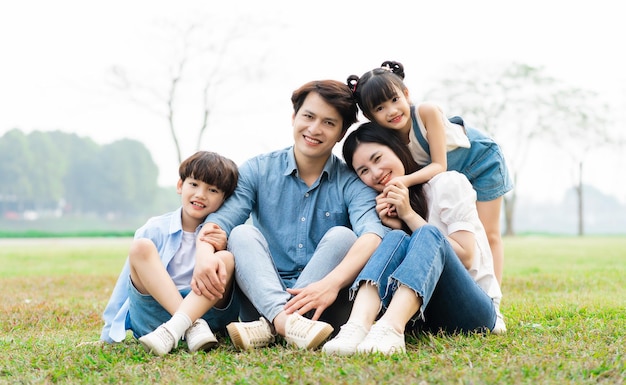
[356,320,406,355]
[139,325,177,356]
[184,318,218,353]
[284,313,334,350]
[226,317,275,350]
[322,322,368,356]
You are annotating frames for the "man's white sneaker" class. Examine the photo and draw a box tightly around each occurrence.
[284,313,334,350]
[184,318,218,353]
[139,325,177,356]
[322,322,368,356]
[356,320,406,355]
[226,317,275,350]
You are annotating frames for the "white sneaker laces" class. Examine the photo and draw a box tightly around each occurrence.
[288,316,316,338]
[245,321,272,343]
[156,326,176,347]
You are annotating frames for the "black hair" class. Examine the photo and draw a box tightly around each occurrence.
[342,121,428,231]
[347,60,408,121]
[179,151,239,199]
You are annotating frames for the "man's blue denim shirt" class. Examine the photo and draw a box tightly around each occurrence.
[206,146,388,278]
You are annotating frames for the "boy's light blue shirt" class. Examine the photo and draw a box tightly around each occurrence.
[206,146,388,279]
[100,207,193,343]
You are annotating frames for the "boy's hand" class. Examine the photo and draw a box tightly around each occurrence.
[284,281,339,321]
[198,223,227,251]
[191,254,227,300]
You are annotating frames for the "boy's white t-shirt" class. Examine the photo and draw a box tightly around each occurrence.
[167,231,197,289]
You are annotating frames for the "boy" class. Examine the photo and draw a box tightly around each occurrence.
[100,151,239,356]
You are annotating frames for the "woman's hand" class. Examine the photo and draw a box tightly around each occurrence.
[376,193,403,229]
[381,180,413,221]
[380,180,426,231]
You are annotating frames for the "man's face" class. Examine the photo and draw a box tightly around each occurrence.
[292,92,345,162]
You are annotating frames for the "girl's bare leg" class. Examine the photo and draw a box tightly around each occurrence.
[477,197,504,285]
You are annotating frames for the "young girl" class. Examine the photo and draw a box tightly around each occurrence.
[322,122,504,356]
[347,61,513,284]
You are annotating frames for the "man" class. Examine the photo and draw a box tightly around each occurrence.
[193,80,388,350]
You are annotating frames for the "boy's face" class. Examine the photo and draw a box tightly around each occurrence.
[292,92,345,163]
[177,177,225,230]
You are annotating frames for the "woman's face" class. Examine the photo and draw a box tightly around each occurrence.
[351,141,405,192]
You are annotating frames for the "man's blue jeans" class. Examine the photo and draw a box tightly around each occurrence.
[352,226,496,334]
[228,224,357,329]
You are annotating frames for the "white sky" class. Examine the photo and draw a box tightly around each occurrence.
[1,0,625,203]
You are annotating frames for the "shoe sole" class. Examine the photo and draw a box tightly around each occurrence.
[357,345,406,355]
[138,338,168,356]
[322,347,356,356]
[226,323,249,350]
[188,338,218,353]
[226,323,275,350]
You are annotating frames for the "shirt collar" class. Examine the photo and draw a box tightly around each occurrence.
[168,207,184,235]
[283,146,335,182]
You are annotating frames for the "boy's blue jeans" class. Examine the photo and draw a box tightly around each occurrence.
[352,226,496,334]
[127,281,240,339]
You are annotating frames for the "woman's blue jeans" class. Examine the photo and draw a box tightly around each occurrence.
[352,225,496,334]
[228,224,357,330]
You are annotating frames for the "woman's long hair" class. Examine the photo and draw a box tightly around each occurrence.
[343,122,429,232]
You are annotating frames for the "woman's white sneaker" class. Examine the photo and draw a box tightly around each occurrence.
[322,322,368,356]
[356,320,406,355]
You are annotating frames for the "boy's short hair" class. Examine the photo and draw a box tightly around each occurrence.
[291,80,358,134]
[179,151,239,198]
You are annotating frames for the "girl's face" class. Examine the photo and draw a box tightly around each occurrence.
[369,86,412,134]
[351,141,405,192]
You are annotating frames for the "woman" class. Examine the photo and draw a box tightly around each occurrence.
[347,61,513,285]
[322,122,505,356]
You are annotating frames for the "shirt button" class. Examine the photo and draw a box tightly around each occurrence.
[305,193,309,197]
[325,212,330,217]
[298,244,303,249]
[301,217,305,221]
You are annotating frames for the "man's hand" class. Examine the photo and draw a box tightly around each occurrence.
[198,223,227,251]
[284,280,339,321]
[190,254,227,300]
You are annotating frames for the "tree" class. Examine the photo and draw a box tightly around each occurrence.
[97,139,159,216]
[424,62,581,236]
[547,87,612,235]
[0,129,32,213]
[108,14,278,165]
[28,131,66,211]
[62,135,100,215]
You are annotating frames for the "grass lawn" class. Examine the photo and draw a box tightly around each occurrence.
[0,236,624,384]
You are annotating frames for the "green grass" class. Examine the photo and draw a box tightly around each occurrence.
[1,236,625,384]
